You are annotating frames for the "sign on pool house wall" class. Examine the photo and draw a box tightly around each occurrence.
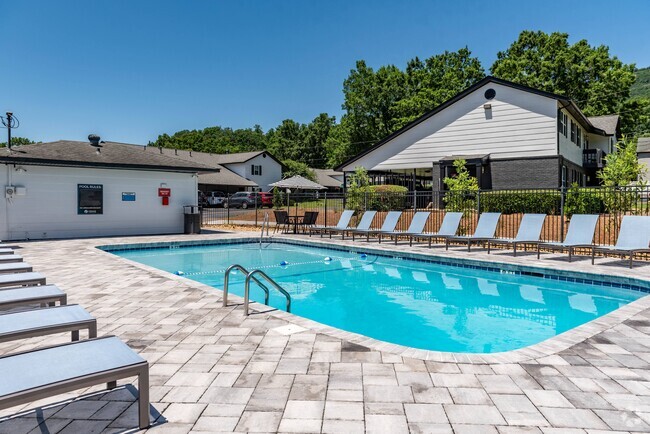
[78,184,103,214]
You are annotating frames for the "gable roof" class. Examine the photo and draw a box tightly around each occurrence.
[335,76,611,171]
[312,168,343,188]
[638,137,650,153]
[0,140,216,173]
[587,115,620,136]
[142,147,258,186]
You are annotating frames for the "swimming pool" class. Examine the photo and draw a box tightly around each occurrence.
[112,240,646,353]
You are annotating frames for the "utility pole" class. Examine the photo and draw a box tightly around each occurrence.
[6,112,12,149]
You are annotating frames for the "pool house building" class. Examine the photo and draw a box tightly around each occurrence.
[337,76,620,191]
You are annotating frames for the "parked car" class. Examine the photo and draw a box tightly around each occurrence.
[206,191,226,207]
[224,192,273,209]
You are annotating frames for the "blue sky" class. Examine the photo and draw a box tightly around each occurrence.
[2,0,649,144]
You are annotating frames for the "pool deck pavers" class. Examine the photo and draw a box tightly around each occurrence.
[0,230,649,433]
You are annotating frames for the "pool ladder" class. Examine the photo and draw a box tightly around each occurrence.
[259,212,270,248]
[223,264,292,316]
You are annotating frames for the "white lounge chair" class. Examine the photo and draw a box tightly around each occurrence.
[445,213,502,251]
[352,211,402,241]
[329,211,377,240]
[0,262,32,274]
[0,285,67,309]
[591,216,650,268]
[0,272,46,289]
[310,210,355,237]
[0,336,150,430]
[0,255,23,264]
[536,214,599,261]
[412,212,464,247]
[487,214,546,256]
[381,211,431,245]
[0,304,96,343]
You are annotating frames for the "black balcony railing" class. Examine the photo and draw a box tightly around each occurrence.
[583,148,605,169]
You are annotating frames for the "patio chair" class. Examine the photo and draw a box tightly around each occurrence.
[0,285,67,309]
[591,216,650,268]
[0,304,96,343]
[351,211,402,242]
[0,336,150,430]
[0,272,46,289]
[273,210,290,234]
[297,211,319,233]
[536,214,599,261]
[332,211,377,240]
[0,262,32,274]
[310,210,354,237]
[380,211,431,245]
[445,212,502,251]
[0,254,23,264]
[411,212,464,247]
[486,214,546,256]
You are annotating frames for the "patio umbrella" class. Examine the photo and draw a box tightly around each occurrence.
[269,175,327,190]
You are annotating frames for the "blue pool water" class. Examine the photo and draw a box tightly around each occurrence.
[114,242,645,353]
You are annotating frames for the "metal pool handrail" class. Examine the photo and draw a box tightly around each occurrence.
[223,264,269,308]
[260,212,270,248]
[244,269,292,316]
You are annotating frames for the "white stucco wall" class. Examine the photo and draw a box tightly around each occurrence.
[225,154,282,191]
[340,82,560,172]
[557,109,588,166]
[0,164,198,240]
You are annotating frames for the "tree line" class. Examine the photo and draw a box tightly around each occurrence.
[156,31,649,169]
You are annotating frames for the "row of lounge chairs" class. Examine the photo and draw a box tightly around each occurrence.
[309,211,650,268]
[0,244,150,430]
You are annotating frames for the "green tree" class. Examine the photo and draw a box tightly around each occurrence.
[282,159,316,181]
[443,159,479,214]
[345,166,371,213]
[491,31,636,124]
[598,137,647,186]
[0,137,35,147]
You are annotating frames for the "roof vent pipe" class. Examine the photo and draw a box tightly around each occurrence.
[88,134,101,147]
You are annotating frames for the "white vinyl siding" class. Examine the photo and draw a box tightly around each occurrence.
[340,83,558,172]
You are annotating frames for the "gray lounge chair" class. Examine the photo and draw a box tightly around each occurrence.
[0,272,46,289]
[0,262,32,274]
[591,216,650,268]
[0,336,150,430]
[412,212,464,247]
[351,211,402,241]
[445,212,502,251]
[536,214,599,261]
[0,254,23,264]
[311,210,355,238]
[487,214,546,256]
[0,249,15,256]
[381,211,430,245]
[0,285,67,309]
[328,211,377,240]
[0,304,96,343]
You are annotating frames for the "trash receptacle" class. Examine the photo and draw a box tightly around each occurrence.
[183,205,201,234]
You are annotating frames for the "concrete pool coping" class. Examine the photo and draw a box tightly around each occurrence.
[97,233,650,365]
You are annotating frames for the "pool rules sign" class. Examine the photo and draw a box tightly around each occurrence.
[78,184,103,215]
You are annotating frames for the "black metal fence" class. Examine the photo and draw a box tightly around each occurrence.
[201,186,650,246]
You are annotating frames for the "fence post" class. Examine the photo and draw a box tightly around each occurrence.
[324,191,328,227]
[227,193,231,225]
[364,192,368,211]
[476,189,481,214]
[560,184,566,241]
[255,193,258,227]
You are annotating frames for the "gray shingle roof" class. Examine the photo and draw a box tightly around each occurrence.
[143,146,258,187]
[638,137,650,153]
[0,141,216,172]
[312,169,343,188]
[587,115,620,136]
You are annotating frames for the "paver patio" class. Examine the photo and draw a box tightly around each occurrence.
[0,230,649,433]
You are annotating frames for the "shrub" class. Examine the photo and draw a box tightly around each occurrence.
[480,191,561,214]
[366,185,408,211]
[443,159,479,212]
[564,184,604,216]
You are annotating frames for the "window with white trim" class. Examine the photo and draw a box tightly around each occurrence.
[251,165,262,176]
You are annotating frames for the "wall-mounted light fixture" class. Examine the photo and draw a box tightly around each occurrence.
[14,166,27,173]
[483,104,492,110]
